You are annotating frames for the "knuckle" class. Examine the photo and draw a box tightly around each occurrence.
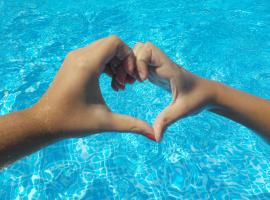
[145,41,153,48]
[66,50,77,60]
[108,35,121,43]
[135,42,144,48]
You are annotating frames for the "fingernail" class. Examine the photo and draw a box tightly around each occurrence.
[138,72,146,81]
[119,84,125,90]
[145,133,156,142]
[116,79,124,85]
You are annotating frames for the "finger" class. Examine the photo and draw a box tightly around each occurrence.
[107,113,156,141]
[136,59,149,81]
[104,64,114,77]
[111,76,124,91]
[133,42,144,55]
[153,102,187,142]
[109,51,135,84]
[122,53,136,75]
[116,77,125,90]
[115,65,127,85]
[87,35,131,73]
[110,57,122,68]
[133,42,145,81]
[111,78,118,91]
[125,74,135,84]
[135,45,152,81]
[130,67,141,81]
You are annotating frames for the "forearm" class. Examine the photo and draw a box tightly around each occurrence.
[0,108,58,168]
[209,81,270,141]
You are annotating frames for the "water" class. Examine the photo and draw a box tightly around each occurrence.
[1,0,270,199]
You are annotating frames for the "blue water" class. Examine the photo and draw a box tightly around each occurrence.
[1,0,270,199]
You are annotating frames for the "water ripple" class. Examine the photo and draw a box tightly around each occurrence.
[1,0,270,199]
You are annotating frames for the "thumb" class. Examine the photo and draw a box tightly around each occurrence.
[153,102,187,142]
[106,113,156,141]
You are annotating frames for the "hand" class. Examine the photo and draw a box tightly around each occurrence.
[32,36,155,140]
[133,42,217,141]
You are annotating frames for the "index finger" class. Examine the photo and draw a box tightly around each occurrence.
[83,35,132,74]
[133,42,152,81]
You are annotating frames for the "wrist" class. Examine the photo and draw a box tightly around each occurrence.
[206,80,227,110]
[27,104,63,140]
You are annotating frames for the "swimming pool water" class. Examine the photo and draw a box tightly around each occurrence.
[1,0,270,199]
